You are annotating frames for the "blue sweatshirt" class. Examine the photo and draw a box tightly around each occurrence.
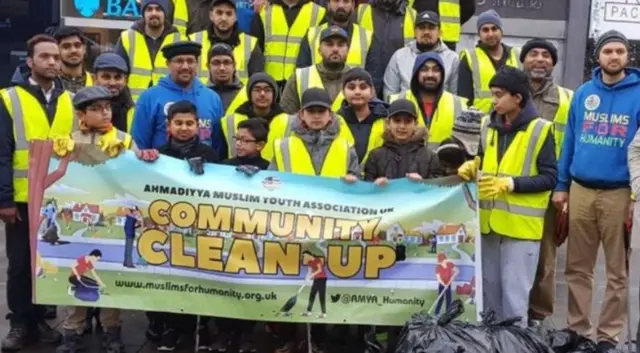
[557,67,640,191]
[131,76,224,154]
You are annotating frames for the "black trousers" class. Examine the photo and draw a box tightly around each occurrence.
[307,278,327,313]
[5,202,44,326]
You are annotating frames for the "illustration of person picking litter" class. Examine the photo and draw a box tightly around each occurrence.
[435,252,459,316]
[302,250,328,319]
[68,249,106,301]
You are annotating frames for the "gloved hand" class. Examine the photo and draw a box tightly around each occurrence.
[457,156,481,181]
[236,165,260,177]
[188,157,205,175]
[478,175,513,198]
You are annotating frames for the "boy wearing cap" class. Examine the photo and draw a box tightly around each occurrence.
[558,30,640,351]
[364,98,442,184]
[458,9,522,113]
[92,52,135,133]
[457,67,556,327]
[207,43,248,116]
[280,26,351,114]
[384,10,459,101]
[190,0,264,84]
[53,26,92,93]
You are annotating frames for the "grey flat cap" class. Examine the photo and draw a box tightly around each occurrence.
[93,52,128,74]
[73,86,113,109]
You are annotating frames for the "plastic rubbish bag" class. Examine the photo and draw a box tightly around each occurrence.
[365,332,384,353]
[480,311,553,353]
[540,328,597,353]
[395,300,492,353]
[418,342,466,353]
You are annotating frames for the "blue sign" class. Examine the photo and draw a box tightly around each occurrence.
[74,0,100,17]
[72,0,142,19]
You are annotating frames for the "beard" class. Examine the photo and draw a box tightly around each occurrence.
[330,9,350,23]
[602,66,624,77]
[419,81,439,93]
[416,40,437,52]
[62,58,82,68]
[324,59,345,70]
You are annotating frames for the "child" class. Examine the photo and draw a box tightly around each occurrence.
[222,118,270,169]
[57,86,158,353]
[154,99,218,352]
[364,99,443,184]
[436,107,483,175]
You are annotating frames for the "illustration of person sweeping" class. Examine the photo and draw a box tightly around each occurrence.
[302,250,328,319]
[435,252,459,316]
[68,249,106,302]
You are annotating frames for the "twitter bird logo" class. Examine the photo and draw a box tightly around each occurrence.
[74,0,100,17]
[330,294,341,303]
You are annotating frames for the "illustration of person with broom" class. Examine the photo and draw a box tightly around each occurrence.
[302,250,328,319]
[435,252,459,316]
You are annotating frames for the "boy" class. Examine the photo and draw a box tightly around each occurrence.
[364,99,443,184]
[436,107,482,175]
[222,118,270,169]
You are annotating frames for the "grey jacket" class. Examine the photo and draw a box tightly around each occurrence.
[269,116,360,176]
[383,39,459,102]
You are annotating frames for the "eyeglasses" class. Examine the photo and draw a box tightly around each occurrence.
[251,86,274,94]
[232,136,257,144]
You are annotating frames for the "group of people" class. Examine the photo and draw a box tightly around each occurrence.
[0,0,638,352]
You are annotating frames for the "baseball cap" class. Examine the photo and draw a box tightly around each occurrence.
[301,88,332,110]
[73,86,113,109]
[211,0,236,8]
[415,11,440,27]
[320,26,349,43]
[388,99,417,120]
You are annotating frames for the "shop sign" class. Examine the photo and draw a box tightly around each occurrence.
[71,0,141,19]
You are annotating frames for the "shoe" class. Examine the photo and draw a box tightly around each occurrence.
[146,320,164,342]
[43,306,57,320]
[1,325,29,351]
[196,325,211,352]
[210,332,230,353]
[157,329,179,352]
[55,331,84,353]
[595,341,617,353]
[34,321,62,344]
[101,328,125,353]
[273,341,295,353]
[238,333,256,353]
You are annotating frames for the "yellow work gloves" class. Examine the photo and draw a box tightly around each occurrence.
[479,175,514,198]
[457,156,481,181]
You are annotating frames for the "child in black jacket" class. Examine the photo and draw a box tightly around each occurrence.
[222,118,270,170]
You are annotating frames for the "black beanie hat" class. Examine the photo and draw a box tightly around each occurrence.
[489,67,530,103]
[342,68,374,88]
[247,72,279,102]
[594,30,629,58]
[520,38,558,66]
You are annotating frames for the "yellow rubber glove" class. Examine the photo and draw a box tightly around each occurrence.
[457,156,481,181]
[52,137,75,157]
[479,175,514,198]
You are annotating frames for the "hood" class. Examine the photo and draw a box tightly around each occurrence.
[246,72,280,106]
[488,99,538,133]
[592,67,640,91]
[10,64,66,88]
[291,114,341,145]
[411,51,445,97]
[338,98,388,124]
[235,101,285,122]
[382,127,427,149]
[208,75,243,92]
[158,75,208,94]
[131,20,179,37]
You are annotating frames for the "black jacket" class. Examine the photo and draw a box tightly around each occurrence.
[338,99,388,163]
[0,65,68,208]
[457,43,514,106]
[364,128,443,181]
[477,101,557,193]
[222,155,270,170]
[158,137,220,163]
[111,87,134,133]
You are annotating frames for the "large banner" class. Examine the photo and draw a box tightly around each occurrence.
[29,140,482,325]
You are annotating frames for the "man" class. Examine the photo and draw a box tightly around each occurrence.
[131,41,225,155]
[216,72,287,159]
[123,207,141,268]
[520,38,573,326]
[356,0,417,96]
[92,52,135,133]
[297,0,375,72]
[389,52,466,150]
[458,10,521,113]
[0,34,68,351]
[553,30,640,352]
[281,26,350,114]
[53,26,92,93]
[458,67,556,326]
[384,11,459,101]
[114,0,186,101]
[251,0,326,88]
[410,0,476,50]
[207,43,248,116]
[190,0,264,84]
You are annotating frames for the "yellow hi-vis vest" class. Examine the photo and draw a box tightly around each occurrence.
[438,0,461,43]
[461,46,522,113]
[339,116,385,164]
[223,91,249,116]
[0,87,76,202]
[172,0,190,35]
[119,29,185,101]
[306,23,373,68]
[126,107,135,133]
[550,85,573,159]
[190,31,258,84]
[261,3,326,81]
[274,135,350,177]
[356,4,416,45]
[478,117,553,241]
[295,65,344,112]
[220,112,288,159]
[85,73,94,87]
[389,90,466,150]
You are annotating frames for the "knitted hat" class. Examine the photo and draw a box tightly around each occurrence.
[594,30,629,58]
[520,38,558,66]
[452,107,483,156]
[489,67,530,103]
[342,68,374,88]
[247,72,279,102]
[141,0,170,14]
[476,9,502,32]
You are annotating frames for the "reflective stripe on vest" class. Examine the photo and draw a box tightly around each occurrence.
[340,115,384,165]
[126,107,135,133]
[389,90,465,150]
[121,29,185,101]
[0,87,76,202]
[552,86,573,159]
[464,47,522,113]
[192,31,257,84]
[357,4,416,45]
[478,118,552,240]
[439,0,461,43]
[263,113,295,161]
[296,66,344,112]
[262,3,325,81]
[173,0,189,34]
[274,136,349,177]
[307,24,372,68]
[224,91,249,116]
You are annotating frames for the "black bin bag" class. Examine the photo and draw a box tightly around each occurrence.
[480,311,553,353]
[394,300,492,353]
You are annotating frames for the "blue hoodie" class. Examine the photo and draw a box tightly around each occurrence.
[132,76,224,153]
[557,67,640,191]
[410,52,445,126]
